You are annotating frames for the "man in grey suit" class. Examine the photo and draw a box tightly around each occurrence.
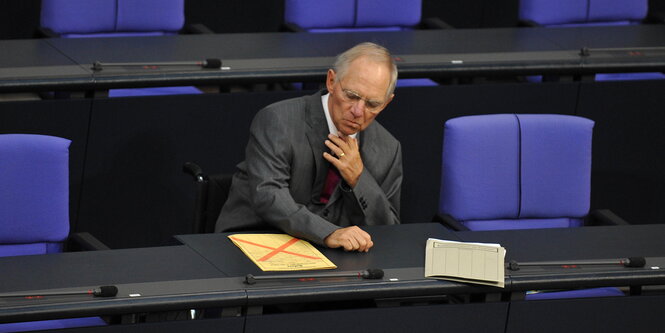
[216,42,402,252]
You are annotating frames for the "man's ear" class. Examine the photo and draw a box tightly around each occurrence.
[326,69,336,94]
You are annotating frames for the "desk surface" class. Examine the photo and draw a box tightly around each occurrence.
[0,245,245,323]
[0,245,224,293]
[2,223,665,323]
[456,224,665,261]
[0,39,91,90]
[176,223,495,306]
[2,25,665,92]
[175,223,460,276]
[457,224,665,290]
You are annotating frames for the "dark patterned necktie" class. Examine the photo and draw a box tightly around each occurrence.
[320,166,341,203]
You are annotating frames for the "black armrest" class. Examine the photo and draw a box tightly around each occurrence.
[281,22,306,32]
[183,162,206,182]
[183,23,215,34]
[420,17,454,29]
[35,27,60,38]
[586,209,630,226]
[67,232,111,251]
[432,213,470,231]
[517,19,542,27]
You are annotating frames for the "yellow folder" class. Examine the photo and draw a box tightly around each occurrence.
[228,234,337,271]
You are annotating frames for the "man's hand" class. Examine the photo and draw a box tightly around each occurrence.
[323,226,373,252]
[323,134,363,187]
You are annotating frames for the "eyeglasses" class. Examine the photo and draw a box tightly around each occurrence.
[338,82,386,114]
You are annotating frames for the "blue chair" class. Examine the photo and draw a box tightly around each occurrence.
[283,0,449,87]
[40,0,186,38]
[39,0,205,97]
[0,134,72,257]
[284,0,451,32]
[437,114,627,231]
[0,134,108,332]
[519,0,648,27]
[518,0,665,81]
[436,114,627,300]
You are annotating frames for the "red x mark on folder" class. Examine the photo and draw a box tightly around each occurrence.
[229,236,322,261]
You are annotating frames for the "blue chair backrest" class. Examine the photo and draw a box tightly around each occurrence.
[41,0,185,38]
[439,114,593,231]
[0,134,71,257]
[519,0,648,27]
[284,0,422,32]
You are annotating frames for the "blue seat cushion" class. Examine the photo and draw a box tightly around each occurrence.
[62,31,176,38]
[109,86,202,98]
[525,287,625,300]
[595,72,665,81]
[355,0,421,27]
[588,0,647,23]
[0,243,63,258]
[0,317,107,332]
[0,135,70,245]
[462,218,583,231]
[396,78,438,87]
[519,0,588,26]
[307,26,409,33]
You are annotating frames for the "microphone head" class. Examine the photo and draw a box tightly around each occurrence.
[203,58,222,69]
[361,268,384,279]
[624,257,646,268]
[94,286,118,297]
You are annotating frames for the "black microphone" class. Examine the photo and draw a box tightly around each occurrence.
[92,58,223,71]
[245,268,384,285]
[0,285,118,298]
[93,286,119,297]
[507,257,646,271]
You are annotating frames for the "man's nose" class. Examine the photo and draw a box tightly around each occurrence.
[351,101,365,117]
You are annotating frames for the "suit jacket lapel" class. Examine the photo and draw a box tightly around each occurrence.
[304,91,330,201]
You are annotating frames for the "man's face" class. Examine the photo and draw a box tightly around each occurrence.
[326,56,394,136]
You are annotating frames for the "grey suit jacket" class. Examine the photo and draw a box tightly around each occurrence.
[215,91,402,244]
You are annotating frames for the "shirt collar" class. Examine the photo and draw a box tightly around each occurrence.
[322,92,358,139]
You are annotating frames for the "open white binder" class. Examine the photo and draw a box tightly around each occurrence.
[425,238,506,288]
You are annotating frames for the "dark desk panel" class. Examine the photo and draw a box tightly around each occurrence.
[507,294,665,333]
[245,302,509,333]
[577,80,665,229]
